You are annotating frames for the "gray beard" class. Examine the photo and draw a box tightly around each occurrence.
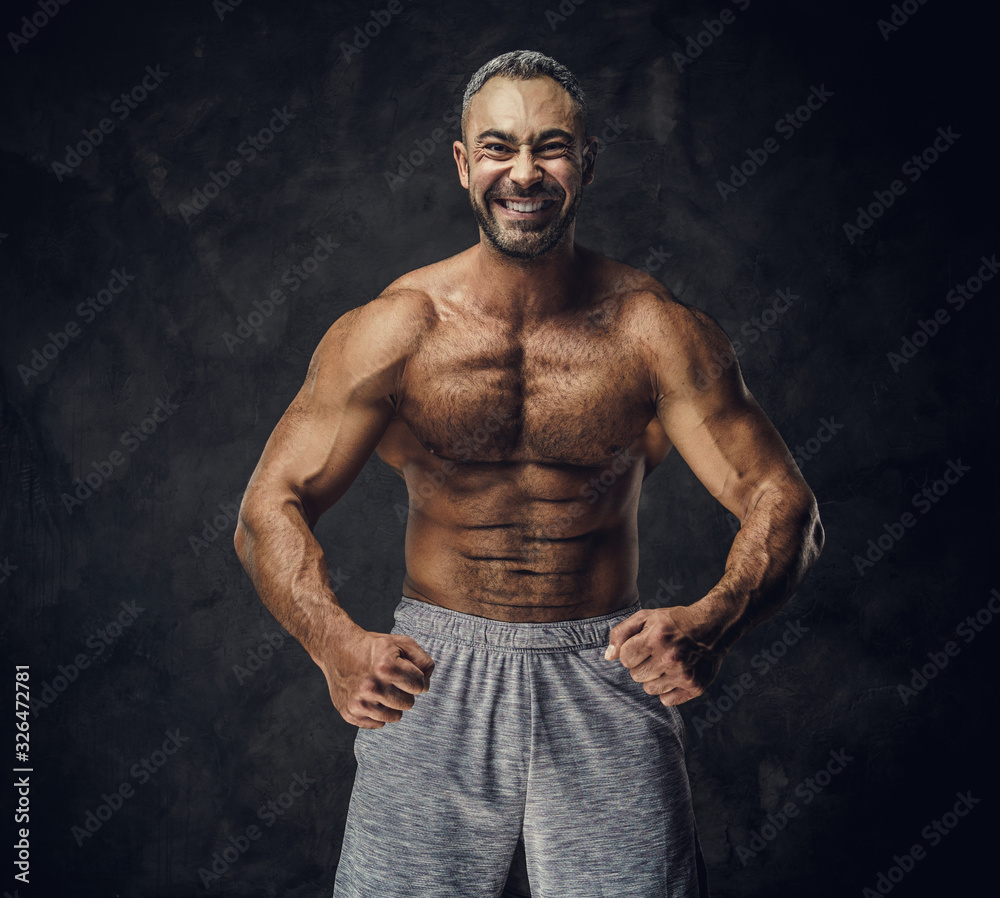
[469,187,582,260]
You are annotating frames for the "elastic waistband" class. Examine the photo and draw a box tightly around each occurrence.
[393,596,641,653]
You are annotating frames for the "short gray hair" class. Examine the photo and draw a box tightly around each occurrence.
[460,50,587,141]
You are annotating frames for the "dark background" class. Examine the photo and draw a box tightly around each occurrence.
[2,0,997,895]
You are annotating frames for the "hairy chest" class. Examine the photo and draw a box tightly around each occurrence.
[395,315,654,466]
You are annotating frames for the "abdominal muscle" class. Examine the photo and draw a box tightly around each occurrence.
[396,455,648,622]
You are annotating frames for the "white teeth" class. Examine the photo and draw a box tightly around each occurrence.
[502,200,551,212]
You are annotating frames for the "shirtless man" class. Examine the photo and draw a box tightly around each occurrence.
[234,51,823,898]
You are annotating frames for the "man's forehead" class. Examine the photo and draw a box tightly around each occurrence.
[468,75,582,140]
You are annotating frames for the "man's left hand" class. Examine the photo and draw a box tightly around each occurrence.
[605,606,725,706]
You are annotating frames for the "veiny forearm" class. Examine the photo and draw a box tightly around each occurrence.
[234,489,361,663]
[689,480,824,652]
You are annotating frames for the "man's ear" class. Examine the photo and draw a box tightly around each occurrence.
[581,136,599,186]
[454,140,470,189]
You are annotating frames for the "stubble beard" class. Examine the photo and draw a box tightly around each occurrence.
[470,183,583,260]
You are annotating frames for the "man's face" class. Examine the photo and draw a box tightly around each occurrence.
[455,76,597,259]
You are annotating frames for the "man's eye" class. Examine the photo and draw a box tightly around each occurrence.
[538,144,569,153]
[486,144,512,153]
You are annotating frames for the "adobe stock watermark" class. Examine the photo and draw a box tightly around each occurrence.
[853,457,970,576]
[531,447,643,549]
[7,0,73,54]
[877,0,931,41]
[232,631,285,685]
[60,396,181,514]
[843,126,961,245]
[189,494,242,556]
[197,772,317,888]
[593,116,630,156]
[71,729,191,847]
[384,101,462,191]
[895,586,998,705]
[212,0,246,21]
[861,790,980,896]
[340,0,411,63]
[652,577,683,604]
[716,84,834,200]
[886,252,997,373]
[692,288,800,391]
[178,106,297,224]
[637,245,672,276]
[393,410,519,523]
[690,618,809,736]
[233,570,349,685]
[51,65,169,182]
[18,267,135,386]
[0,557,18,585]
[727,415,844,533]
[737,747,854,865]
[544,0,587,31]
[29,601,145,714]
[791,415,844,470]
[673,0,752,73]
[221,234,338,351]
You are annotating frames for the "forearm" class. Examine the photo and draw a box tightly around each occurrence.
[688,480,824,652]
[234,490,362,664]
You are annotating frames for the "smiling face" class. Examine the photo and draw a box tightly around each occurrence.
[455,76,597,260]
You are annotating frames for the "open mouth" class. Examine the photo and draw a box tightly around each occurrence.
[493,198,557,217]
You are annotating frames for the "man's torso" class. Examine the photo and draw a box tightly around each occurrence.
[373,245,678,622]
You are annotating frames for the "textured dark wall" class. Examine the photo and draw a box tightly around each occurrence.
[2,0,996,895]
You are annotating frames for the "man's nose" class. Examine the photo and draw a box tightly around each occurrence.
[508,148,543,189]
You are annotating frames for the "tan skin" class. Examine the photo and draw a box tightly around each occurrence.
[234,75,824,729]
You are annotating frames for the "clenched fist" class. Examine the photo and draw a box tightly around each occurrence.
[605,605,725,706]
[316,626,435,728]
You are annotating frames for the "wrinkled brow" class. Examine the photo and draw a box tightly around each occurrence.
[474,128,577,145]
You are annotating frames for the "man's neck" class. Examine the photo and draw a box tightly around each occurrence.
[468,233,587,323]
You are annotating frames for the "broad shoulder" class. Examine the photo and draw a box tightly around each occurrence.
[588,255,742,401]
[312,246,478,368]
[584,251,714,336]
[306,277,439,402]
[318,283,435,356]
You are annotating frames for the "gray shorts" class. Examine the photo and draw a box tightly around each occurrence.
[333,597,709,898]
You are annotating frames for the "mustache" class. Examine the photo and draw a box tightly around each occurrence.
[487,187,564,201]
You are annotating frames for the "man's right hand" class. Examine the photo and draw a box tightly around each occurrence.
[316,626,435,728]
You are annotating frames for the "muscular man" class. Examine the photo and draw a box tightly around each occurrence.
[235,51,823,898]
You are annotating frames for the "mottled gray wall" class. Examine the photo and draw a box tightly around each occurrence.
[2,0,996,895]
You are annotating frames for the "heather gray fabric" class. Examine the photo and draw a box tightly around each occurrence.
[333,597,709,898]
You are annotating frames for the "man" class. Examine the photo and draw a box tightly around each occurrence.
[234,50,823,898]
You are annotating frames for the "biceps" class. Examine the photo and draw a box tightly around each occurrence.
[659,392,800,520]
[250,389,395,522]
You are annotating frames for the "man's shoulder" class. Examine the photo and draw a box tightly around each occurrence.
[324,268,445,350]
[345,248,473,333]
[585,252,737,388]
[585,250,709,333]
